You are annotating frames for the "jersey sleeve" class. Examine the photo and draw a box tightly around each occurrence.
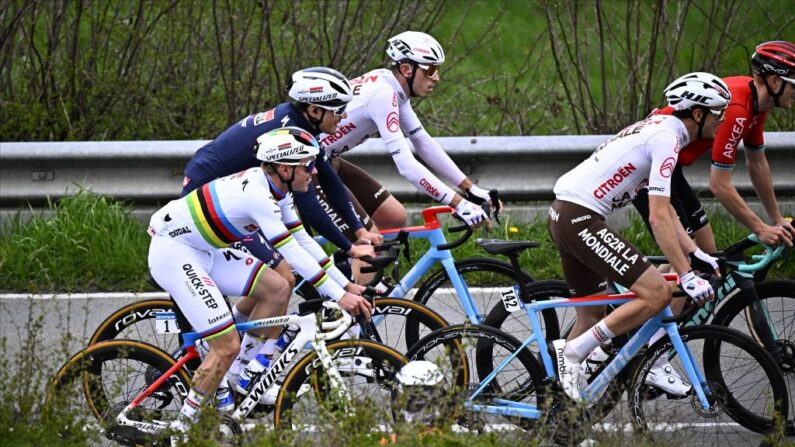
[313,153,364,233]
[366,88,457,205]
[402,105,468,186]
[292,181,354,252]
[744,111,767,151]
[646,131,680,198]
[284,217,352,289]
[711,103,750,170]
[252,194,345,301]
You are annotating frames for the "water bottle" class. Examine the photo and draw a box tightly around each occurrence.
[215,376,234,413]
[275,324,300,354]
[235,353,271,393]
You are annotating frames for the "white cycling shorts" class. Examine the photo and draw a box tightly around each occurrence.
[148,235,268,339]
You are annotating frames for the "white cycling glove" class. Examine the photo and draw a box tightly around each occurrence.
[690,247,719,272]
[455,199,488,227]
[465,184,491,205]
[679,271,713,303]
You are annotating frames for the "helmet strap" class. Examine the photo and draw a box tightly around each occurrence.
[762,75,787,107]
[695,107,707,140]
[275,165,298,193]
[306,106,326,135]
[406,62,419,97]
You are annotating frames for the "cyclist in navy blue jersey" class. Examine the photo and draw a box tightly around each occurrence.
[182,68,381,296]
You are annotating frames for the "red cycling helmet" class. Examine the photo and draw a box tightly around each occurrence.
[751,41,795,106]
[751,41,795,77]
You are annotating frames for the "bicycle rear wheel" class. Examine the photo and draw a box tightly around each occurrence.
[89,299,186,359]
[411,258,559,342]
[47,339,192,445]
[273,339,408,437]
[482,279,572,348]
[628,325,788,446]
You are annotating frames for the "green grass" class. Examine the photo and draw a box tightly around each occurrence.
[0,193,792,293]
[0,190,152,293]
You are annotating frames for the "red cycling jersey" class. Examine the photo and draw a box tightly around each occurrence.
[653,76,767,168]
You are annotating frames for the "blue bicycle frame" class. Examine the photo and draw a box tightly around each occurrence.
[467,276,714,419]
[308,206,486,324]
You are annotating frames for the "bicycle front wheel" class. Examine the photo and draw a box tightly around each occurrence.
[371,297,449,354]
[406,324,549,433]
[47,339,192,445]
[712,279,795,433]
[273,339,408,437]
[628,325,788,446]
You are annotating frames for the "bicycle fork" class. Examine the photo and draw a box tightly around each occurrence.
[116,347,198,434]
[734,275,786,365]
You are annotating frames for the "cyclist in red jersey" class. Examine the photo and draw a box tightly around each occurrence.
[634,41,795,251]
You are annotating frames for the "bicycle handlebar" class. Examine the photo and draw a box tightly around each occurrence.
[734,234,786,273]
[316,301,354,341]
[648,233,787,274]
[437,191,501,251]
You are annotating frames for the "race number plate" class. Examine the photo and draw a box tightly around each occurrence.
[500,286,522,313]
[155,311,180,334]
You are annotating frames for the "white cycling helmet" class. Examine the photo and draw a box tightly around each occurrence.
[286,67,353,113]
[396,360,444,386]
[663,72,732,111]
[386,31,446,65]
[394,360,447,424]
[255,127,319,164]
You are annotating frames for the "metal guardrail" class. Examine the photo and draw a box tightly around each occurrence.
[1,133,794,206]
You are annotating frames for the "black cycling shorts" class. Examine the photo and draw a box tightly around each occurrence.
[632,165,708,238]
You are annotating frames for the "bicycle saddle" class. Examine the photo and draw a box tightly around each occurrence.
[476,238,539,256]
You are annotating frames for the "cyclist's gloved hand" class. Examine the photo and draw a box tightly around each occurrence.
[338,292,372,320]
[455,199,489,229]
[464,185,491,205]
[679,271,714,303]
[689,248,719,275]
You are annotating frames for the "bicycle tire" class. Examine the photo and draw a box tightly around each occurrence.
[47,339,192,445]
[411,258,558,339]
[273,339,408,433]
[406,323,549,432]
[370,297,449,354]
[628,325,788,445]
[92,297,446,361]
[482,279,571,346]
[89,299,187,357]
[711,279,795,434]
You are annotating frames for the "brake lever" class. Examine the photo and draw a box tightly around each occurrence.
[396,230,411,263]
[489,189,501,225]
[355,292,376,340]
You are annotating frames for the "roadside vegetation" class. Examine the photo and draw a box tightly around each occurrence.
[0,191,791,293]
[1,0,792,142]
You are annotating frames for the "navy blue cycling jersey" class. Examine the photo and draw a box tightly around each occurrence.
[182,102,364,252]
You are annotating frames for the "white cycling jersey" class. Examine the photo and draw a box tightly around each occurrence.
[148,168,348,301]
[318,68,467,205]
[554,115,689,217]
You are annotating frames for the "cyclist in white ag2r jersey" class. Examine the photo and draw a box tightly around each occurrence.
[147,127,372,435]
[548,72,731,401]
[317,31,501,231]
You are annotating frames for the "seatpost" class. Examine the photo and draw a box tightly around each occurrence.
[506,252,529,302]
